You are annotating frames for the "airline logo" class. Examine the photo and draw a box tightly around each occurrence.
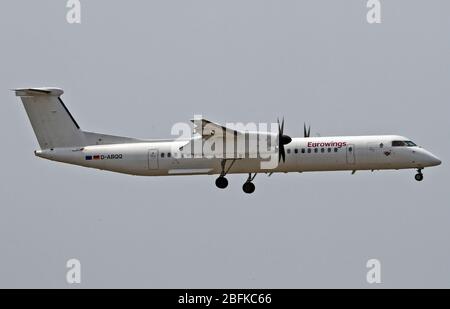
[85,154,123,160]
[307,141,347,148]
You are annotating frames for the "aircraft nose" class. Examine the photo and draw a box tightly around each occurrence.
[432,156,442,166]
[427,153,442,166]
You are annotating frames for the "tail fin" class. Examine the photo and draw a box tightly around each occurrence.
[14,88,86,149]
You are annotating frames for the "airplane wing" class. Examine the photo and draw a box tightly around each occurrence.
[177,118,244,157]
[190,118,240,138]
[182,118,275,160]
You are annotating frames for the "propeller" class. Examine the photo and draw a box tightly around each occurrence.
[304,123,311,138]
[277,118,292,163]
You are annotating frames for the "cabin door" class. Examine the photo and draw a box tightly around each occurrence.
[148,149,159,169]
[346,144,356,164]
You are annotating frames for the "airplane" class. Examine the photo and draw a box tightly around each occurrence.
[14,87,441,194]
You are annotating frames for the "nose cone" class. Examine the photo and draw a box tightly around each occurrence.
[429,154,442,166]
[423,150,442,167]
[414,148,442,167]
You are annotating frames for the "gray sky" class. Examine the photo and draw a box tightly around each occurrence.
[0,0,449,288]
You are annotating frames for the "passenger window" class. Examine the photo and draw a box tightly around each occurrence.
[321,148,325,153]
[167,153,171,158]
[294,149,298,154]
[349,147,353,152]
[307,148,311,153]
[334,148,338,152]
[161,153,165,158]
[328,148,331,153]
[301,148,305,153]
[314,148,318,153]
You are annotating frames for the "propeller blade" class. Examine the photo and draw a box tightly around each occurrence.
[304,123,311,138]
[277,118,281,135]
[279,144,285,162]
[277,117,291,163]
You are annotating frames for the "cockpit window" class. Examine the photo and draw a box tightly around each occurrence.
[392,140,417,147]
[404,141,417,147]
[392,141,406,147]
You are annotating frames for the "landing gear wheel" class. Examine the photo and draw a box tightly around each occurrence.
[415,173,424,182]
[242,182,255,194]
[215,176,228,189]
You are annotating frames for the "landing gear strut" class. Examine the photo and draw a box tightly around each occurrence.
[215,159,236,189]
[242,173,257,194]
[415,169,424,182]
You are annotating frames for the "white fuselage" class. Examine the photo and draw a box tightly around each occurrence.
[14,87,441,188]
[35,135,441,176]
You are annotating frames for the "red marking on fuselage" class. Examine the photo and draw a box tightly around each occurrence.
[307,141,347,148]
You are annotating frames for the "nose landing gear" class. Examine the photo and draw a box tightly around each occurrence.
[415,169,424,182]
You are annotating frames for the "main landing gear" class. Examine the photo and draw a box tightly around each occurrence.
[214,160,257,194]
[215,176,228,189]
[242,173,257,194]
[415,169,424,182]
[215,159,236,189]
